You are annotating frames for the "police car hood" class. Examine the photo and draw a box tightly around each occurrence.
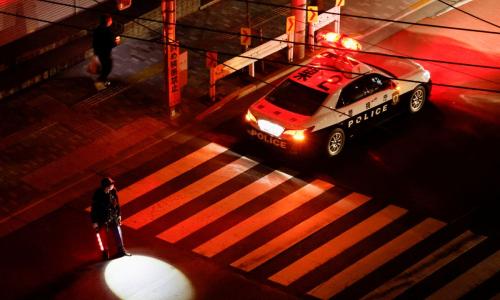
[356,53,424,78]
[250,98,310,128]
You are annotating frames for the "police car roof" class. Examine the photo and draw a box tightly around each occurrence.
[288,50,373,94]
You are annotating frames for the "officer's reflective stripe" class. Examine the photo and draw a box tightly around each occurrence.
[84,143,227,212]
[119,143,227,206]
[194,179,333,257]
[426,249,500,300]
[231,192,371,272]
[122,157,257,229]
[156,170,292,243]
[269,205,407,286]
[308,218,446,299]
[362,230,486,300]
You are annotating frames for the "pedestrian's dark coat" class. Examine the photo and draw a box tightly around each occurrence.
[91,188,121,226]
[92,24,117,56]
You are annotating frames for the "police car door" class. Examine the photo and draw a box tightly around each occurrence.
[336,76,371,132]
[362,74,395,121]
[336,74,394,131]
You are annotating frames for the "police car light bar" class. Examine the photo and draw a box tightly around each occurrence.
[318,32,362,51]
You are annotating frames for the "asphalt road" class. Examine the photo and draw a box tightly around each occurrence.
[204,81,500,237]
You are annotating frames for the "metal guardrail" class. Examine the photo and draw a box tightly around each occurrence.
[212,6,341,82]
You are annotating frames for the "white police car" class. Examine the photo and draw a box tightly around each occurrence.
[244,32,431,157]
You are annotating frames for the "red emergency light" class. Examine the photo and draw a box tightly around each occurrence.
[117,0,131,10]
[318,32,362,51]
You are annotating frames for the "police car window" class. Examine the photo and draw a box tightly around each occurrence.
[365,74,390,95]
[337,79,368,108]
[265,79,328,116]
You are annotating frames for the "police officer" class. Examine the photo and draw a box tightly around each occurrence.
[91,177,131,260]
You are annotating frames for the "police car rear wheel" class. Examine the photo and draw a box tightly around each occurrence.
[326,128,345,157]
[409,85,426,113]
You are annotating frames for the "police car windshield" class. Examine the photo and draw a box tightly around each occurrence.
[265,79,328,116]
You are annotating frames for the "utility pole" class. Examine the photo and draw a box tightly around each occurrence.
[292,0,306,60]
[161,0,180,117]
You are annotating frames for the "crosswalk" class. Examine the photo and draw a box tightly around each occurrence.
[100,141,498,299]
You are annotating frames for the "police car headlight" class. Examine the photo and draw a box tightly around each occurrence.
[245,110,257,123]
[257,120,284,137]
[282,129,307,142]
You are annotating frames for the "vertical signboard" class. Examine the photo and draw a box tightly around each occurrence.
[167,42,180,107]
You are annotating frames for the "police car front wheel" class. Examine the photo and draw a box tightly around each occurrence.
[409,85,426,113]
[326,128,345,157]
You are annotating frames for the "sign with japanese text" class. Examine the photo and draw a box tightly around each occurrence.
[167,43,180,108]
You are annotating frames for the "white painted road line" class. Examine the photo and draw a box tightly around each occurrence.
[193,179,333,257]
[269,205,408,286]
[308,218,446,299]
[362,230,486,300]
[156,170,292,243]
[231,192,371,272]
[123,156,258,229]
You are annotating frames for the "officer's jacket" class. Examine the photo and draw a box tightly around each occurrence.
[91,188,121,225]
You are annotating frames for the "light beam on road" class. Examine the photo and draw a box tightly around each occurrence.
[104,255,194,300]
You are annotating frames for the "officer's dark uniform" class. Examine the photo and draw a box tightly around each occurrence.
[91,177,130,259]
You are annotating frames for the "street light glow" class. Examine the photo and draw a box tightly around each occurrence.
[104,255,194,300]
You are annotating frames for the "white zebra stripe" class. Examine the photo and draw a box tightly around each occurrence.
[85,142,227,212]
[269,205,408,286]
[118,142,228,206]
[231,192,371,271]
[156,170,292,243]
[308,218,446,299]
[193,179,334,257]
[123,156,258,229]
[426,249,500,300]
[362,230,487,300]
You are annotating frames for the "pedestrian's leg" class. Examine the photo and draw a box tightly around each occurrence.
[98,55,112,82]
[98,226,109,260]
[111,224,130,256]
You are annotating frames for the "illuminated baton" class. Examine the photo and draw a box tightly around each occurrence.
[96,232,104,251]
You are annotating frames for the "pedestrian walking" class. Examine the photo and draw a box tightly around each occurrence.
[92,14,120,89]
[91,177,131,260]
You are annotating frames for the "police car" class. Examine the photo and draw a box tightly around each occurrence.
[244,32,431,157]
